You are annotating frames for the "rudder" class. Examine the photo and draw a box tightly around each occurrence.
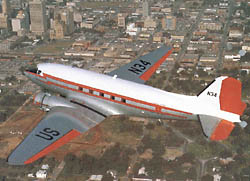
[197,76,246,116]
[220,77,246,116]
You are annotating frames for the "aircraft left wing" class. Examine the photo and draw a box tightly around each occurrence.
[108,46,172,84]
[8,106,106,165]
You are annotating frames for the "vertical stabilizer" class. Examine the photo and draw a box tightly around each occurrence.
[219,77,246,115]
[197,77,246,141]
[197,77,246,116]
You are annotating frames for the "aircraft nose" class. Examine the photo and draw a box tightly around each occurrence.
[23,70,31,78]
[23,71,28,76]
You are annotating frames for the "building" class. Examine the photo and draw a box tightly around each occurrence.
[81,17,98,29]
[198,56,217,71]
[229,27,243,38]
[0,14,9,29]
[144,17,157,29]
[241,62,250,74]
[29,0,47,35]
[74,10,82,25]
[199,21,222,31]
[117,13,127,28]
[171,34,185,42]
[126,23,140,36]
[180,54,199,67]
[60,8,74,35]
[11,10,29,33]
[224,54,241,61]
[11,0,23,9]
[142,0,149,17]
[88,175,103,181]
[50,20,66,39]
[162,16,176,30]
[2,0,11,16]
[36,170,47,179]
[0,36,25,52]
[153,32,163,42]
[223,60,240,70]
[0,0,10,29]
[50,7,74,39]
[242,43,250,52]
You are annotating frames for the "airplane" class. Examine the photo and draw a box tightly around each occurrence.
[8,46,246,165]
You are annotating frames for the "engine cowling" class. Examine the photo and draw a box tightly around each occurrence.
[33,92,77,111]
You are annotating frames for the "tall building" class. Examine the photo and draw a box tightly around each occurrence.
[144,16,157,29]
[162,16,176,30]
[0,0,11,29]
[11,0,23,9]
[11,10,29,32]
[0,14,9,28]
[142,0,149,18]
[2,0,11,16]
[50,7,74,39]
[29,0,47,35]
[60,8,74,35]
[117,13,126,28]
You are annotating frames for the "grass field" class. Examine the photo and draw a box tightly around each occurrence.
[33,40,74,54]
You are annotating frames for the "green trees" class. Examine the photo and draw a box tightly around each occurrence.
[63,143,135,176]
[141,135,165,157]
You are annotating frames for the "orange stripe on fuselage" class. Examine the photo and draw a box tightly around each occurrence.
[140,49,173,81]
[24,129,81,164]
[47,80,187,118]
[27,71,192,118]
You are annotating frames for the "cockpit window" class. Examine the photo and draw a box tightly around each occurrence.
[27,68,38,74]
[26,68,42,75]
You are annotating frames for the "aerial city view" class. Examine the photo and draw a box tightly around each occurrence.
[0,0,250,180]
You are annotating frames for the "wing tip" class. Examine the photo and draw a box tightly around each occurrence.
[7,155,25,165]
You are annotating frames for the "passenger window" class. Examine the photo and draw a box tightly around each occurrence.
[104,94,111,98]
[79,87,83,91]
[122,98,126,103]
[100,93,104,97]
[89,90,93,94]
[93,91,99,96]
[111,96,115,100]
[37,70,42,74]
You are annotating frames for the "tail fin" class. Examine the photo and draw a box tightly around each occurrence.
[197,77,246,141]
[197,76,246,116]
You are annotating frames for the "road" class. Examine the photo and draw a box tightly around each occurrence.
[49,160,65,181]
[176,4,207,62]
[162,121,194,144]
[216,0,235,73]
[197,157,217,181]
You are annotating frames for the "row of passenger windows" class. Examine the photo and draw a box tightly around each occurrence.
[78,85,157,111]
[78,86,126,103]
[49,79,165,113]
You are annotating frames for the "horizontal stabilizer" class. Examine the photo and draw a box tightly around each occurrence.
[198,115,235,141]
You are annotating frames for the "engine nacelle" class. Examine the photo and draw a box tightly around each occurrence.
[33,92,77,111]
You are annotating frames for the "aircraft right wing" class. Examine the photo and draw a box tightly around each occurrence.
[107,46,172,84]
[8,106,106,165]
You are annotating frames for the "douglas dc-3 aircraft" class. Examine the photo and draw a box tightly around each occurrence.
[8,46,246,165]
